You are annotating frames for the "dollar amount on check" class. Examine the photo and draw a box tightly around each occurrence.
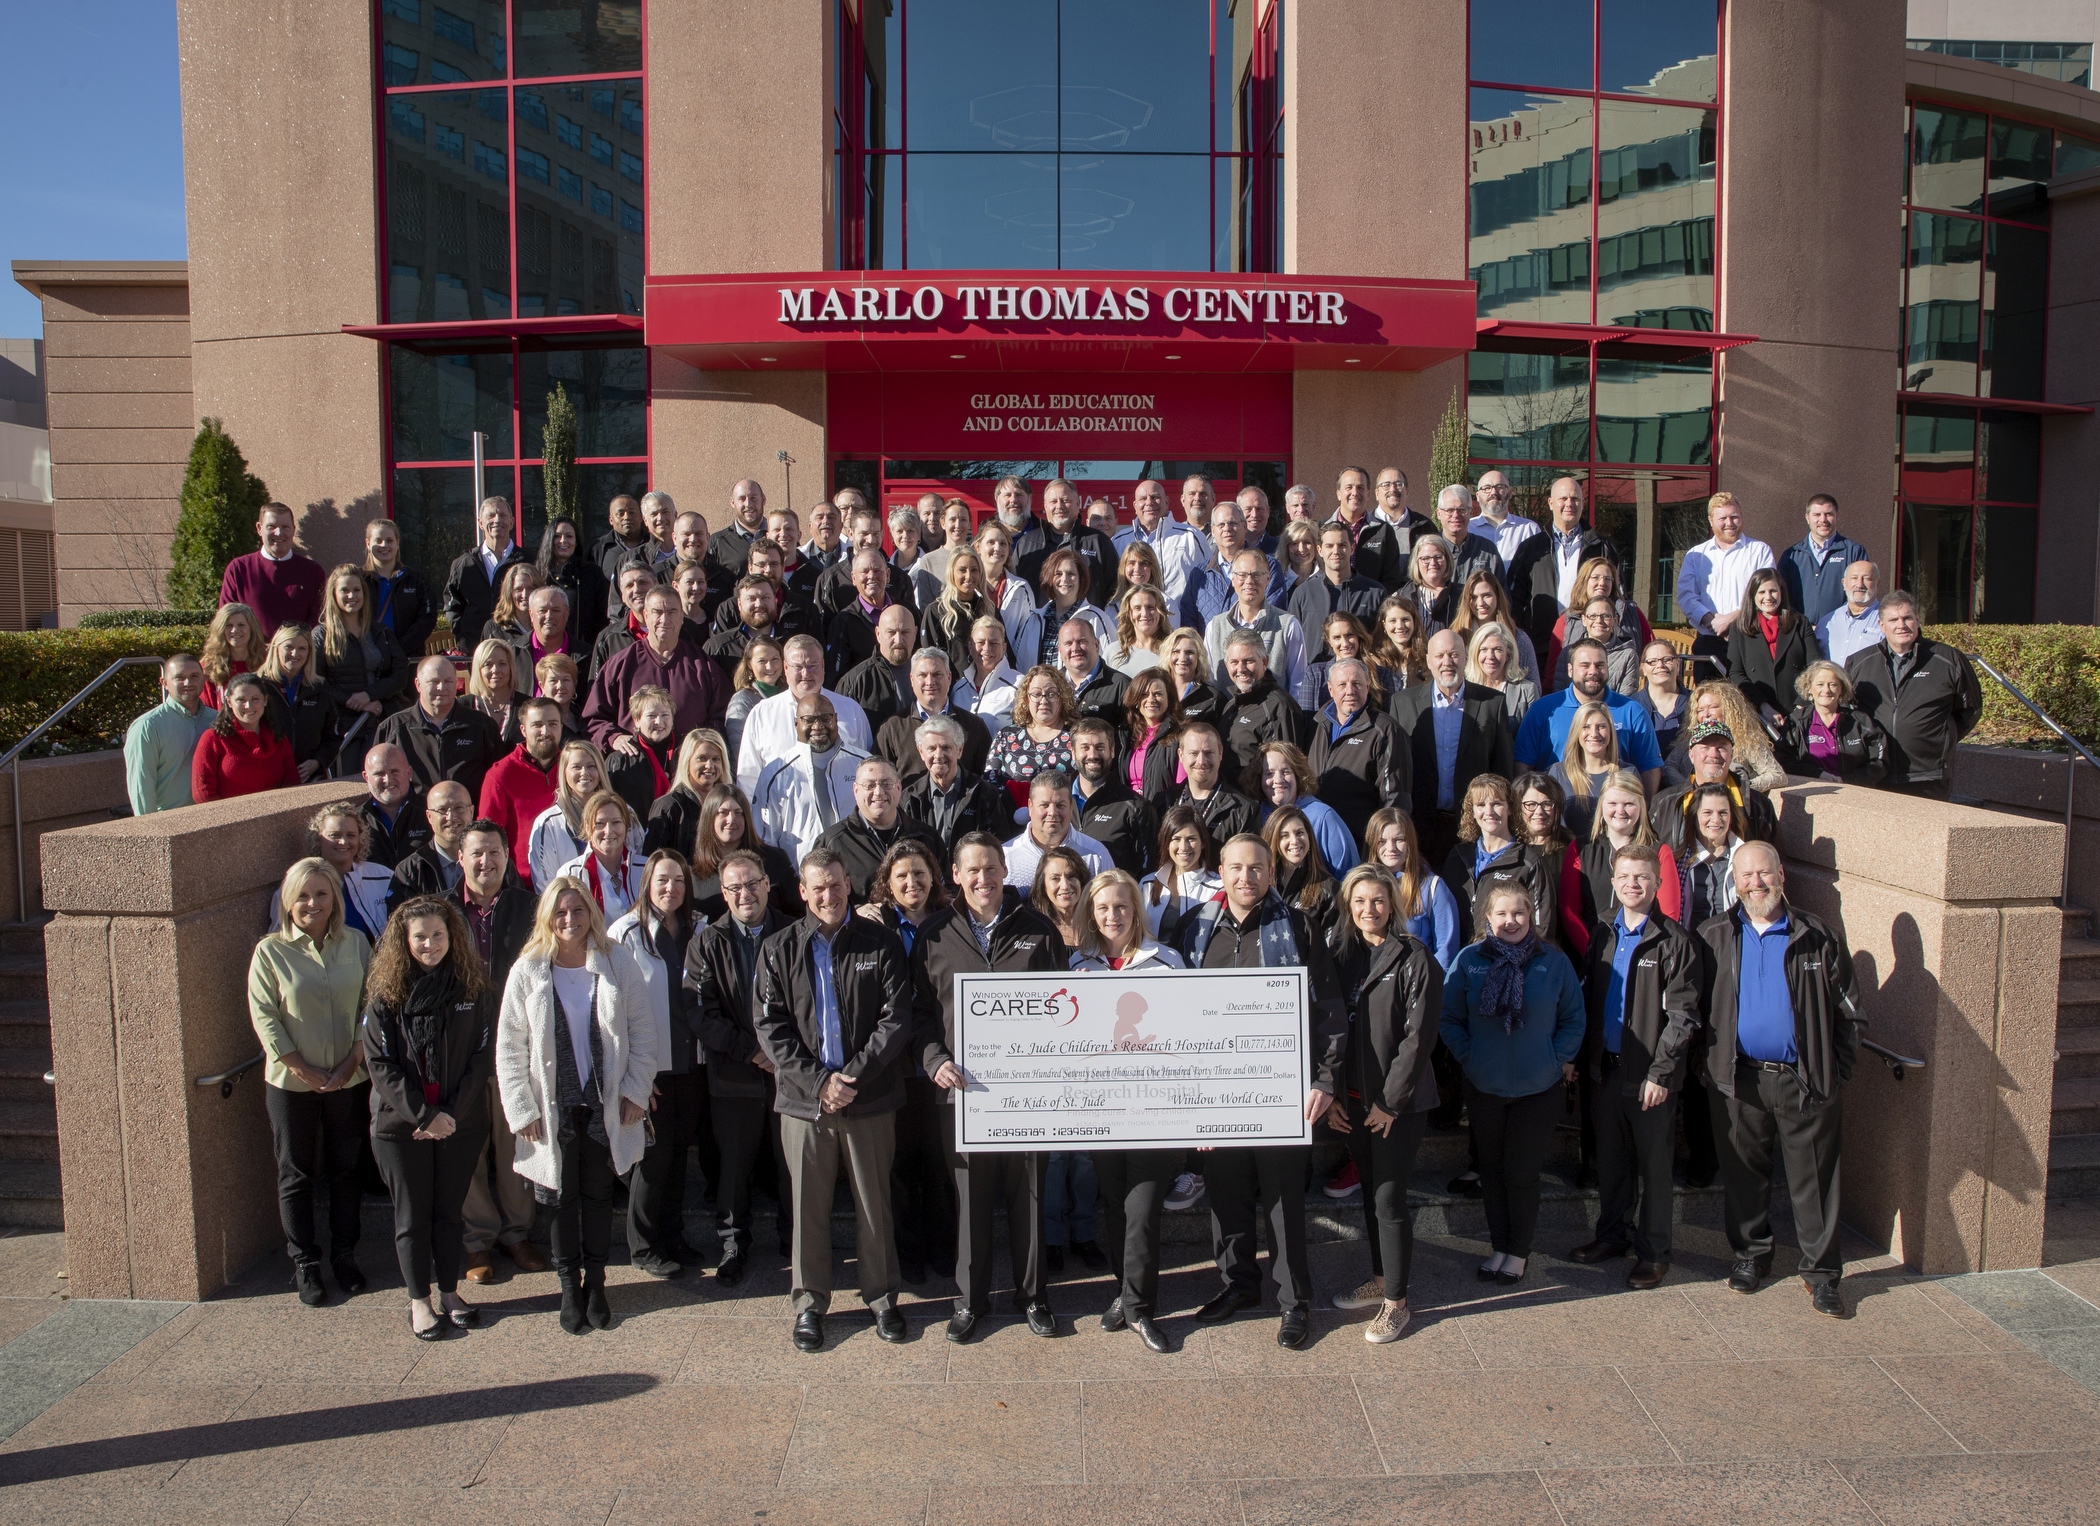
[951,968,1311,1151]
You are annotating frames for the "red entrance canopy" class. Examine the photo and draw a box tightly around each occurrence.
[643,270,1477,374]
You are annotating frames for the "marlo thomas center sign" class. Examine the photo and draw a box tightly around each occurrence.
[777,282,1352,328]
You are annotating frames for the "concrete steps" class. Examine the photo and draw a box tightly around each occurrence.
[0,919,58,1228]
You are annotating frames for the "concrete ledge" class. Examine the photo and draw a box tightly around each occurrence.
[1775,778,2063,904]
[0,750,128,922]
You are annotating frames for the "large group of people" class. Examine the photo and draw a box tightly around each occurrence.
[137,467,1982,1349]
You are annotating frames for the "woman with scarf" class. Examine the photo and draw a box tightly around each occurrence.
[643,728,734,856]
[606,685,678,820]
[361,895,495,1339]
[556,789,650,922]
[1438,879,1585,1287]
[723,637,784,766]
[497,876,656,1333]
[527,740,628,889]
[1726,566,1821,733]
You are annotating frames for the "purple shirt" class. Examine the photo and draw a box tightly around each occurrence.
[581,636,730,749]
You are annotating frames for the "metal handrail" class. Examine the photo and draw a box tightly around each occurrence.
[1966,652,2097,911]
[195,1052,265,1099]
[3,656,167,924]
[1861,1037,1926,1083]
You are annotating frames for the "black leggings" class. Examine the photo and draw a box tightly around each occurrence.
[1466,1082,1562,1258]
[1344,1105,1428,1300]
[265,1081,369,1267]
[552,1109,621,1274]
[370,1128,481,1295]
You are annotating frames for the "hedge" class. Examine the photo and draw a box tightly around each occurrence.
[0,628,210,759]
[78,609,216,630]
[1932,624,2100,749]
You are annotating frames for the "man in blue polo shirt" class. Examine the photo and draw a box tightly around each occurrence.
[1695,840,1864,1319]
[1513,639,1663,792]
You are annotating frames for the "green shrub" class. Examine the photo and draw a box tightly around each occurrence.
[0,628,210,758]
[77,608,216,630]
[165,418,271,610]
[542,382,580,526]
[1932,624,2100,750]
[1429,386,1469,494]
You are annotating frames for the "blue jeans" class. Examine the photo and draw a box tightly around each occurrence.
[1042,1152,1099,1246]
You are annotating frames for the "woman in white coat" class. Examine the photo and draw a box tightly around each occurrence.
[556,788,651,923]
[497,875,657,1334]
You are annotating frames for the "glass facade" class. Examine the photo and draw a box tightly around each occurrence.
[834,0,1283,272]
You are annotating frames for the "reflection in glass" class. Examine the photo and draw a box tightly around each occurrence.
[1058,155,1212,270]
[390,344,514,465]
[1600,0,1717,101]
[1899,501,1975,623]
[395,467,496,597]
[520,461,650,552]
[904,0,1057,152]
[1594,350,1712,465]
[2060,132,2100,177]
[1976,504,2037,622]
[1905,213,1983,394]
[513,0,640,78]
[1060,0,1210,153]
[1596,101,1715,328]
[1589,471,1712,621]
[1469,348,1590,462]
[906,154,1061,268]
[1910,104,1986,213]
[386,90,511,321]
[1469,90,1595,322]
[519,339,647,458]
[1987,118,2053,222]
[1469,0,1592,90]
[381,0,506,84]
[512,82,642,315]
[1901,409,1977,504]
[1983,223,2048,401]
[1981,412,2041,504]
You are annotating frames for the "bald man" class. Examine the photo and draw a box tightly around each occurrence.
[359,741,433,868]
[710,478,771,573]
[374,656,505,797]
[836,603,922,731]
[387,779,475,910]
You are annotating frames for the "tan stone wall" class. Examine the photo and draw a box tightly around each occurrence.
[650,357,826,516]
[1291,362,1467,523]
[0,751,130,923]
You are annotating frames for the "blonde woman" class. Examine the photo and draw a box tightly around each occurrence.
[1465,621,1539,724]
[1549,700,1620,842]
[922,547,994,672]
[313,562,411,724]
[1109,540,1163,612]
[496,875,656,1334]
[555,788,651,921]
[257,622,339,780]
[1549,556,1654,675]
[723,636,784,763]
[954,615,1022,734]
[1671,679,1785,791]
[1108,585,1171,675]
[643,727,734,855]
[1578,768,1681,923]
[466,638,521,746]
[975,521,1036,657]
[528,739,619,888]
[1279,519,1320,597]
[484,561,540,654]
[1162,626,1220,725]
[200,601,262,710]
[1449,570,1540,681]
[250,856,372,1306]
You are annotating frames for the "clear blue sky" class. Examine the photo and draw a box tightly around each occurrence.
[2,2,186,339]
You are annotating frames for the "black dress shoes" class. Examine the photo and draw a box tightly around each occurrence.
[1130,1315,1172,1353]
[1809,1279,1847,1318]
[1276,1305,1311,1349]
[1627,1260,1670,1290]
[1567,1239,1630,1264]
[1024,1300,1056,1337]
[1072,1239,1108,1271]
[875,1308,909,1343]
[1100,1297,1127,1332]
[946,1308,982,1343]
[1195,1286,1260,1325]
[714,1252,747,1289]
[1728,1254,1774,1294]
[792,1311,824,1352]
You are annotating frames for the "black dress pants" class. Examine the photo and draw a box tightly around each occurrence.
[371,1127,481,1294]
[1094,1148,1178,1318]
[1717,1060,1845,1284]
[711,1084,792,1257]
[1680,1068,1720,1180]
[1343,1107,1428,1300]
[892,1075,958,1272]
[551,1107,621,1273]
[1206,1144,1312,1309]
[940,1122,1045,1314]
[1466,1082,1560,1258]
[629,1069,708,1256]
[1589,1059,1680,1262]
[265,1081,369,1268]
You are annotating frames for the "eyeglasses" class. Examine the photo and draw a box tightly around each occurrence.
[721,879,766,897]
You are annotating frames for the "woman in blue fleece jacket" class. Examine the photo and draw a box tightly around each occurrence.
[1440,878,1586,1287]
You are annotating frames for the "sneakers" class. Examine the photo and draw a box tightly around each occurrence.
[1323,1160,1362,1200]
[1164,1173,1205,1211]
[1332,1277,1386,1312]
[1365,1300,1410,1344]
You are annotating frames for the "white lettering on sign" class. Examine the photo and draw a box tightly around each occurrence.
[960,391,1165,438]
[776,283,1343,331]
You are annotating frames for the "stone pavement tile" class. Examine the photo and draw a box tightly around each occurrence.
[1356,1366,1675,1473]
[487,1382,801,1488]
[75,1304,208,1389]
[0,1299,193,1439]
[942,1312,1215,1380]
[296,1481,620,1525]
[400,1305,700,1385]
[1834,1449,2100,1526]
[177,1381,531,1492]
[931,1481,1238,1526]
[0,1476,309,1526]
[782,1381,1081,1486]
[673,1313,951,1383]
[1458,1289,1733,1369]
[0,1230,68,1300]
[1680,1278,1990,1359]
[1082,1376,1384,1482]
[612,1485,931,1525]
[1937,1269,2100,1334]
[1539,1459,1881,1525]
[128,1304,425,1386]
[1203,1308,1478,1376]
[1618,1358,1959,1461]
[2042,1259,2100,1311]
[0,1299,57,1345]
[1237,1470,1563,1525]
[0,1381,257,1491]
[1873,1352,2100,1451]
[1906,1280,2033,1354]
[2019,1325,2100,1392]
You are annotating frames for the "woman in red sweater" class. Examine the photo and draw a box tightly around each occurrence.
[192,673,300,802]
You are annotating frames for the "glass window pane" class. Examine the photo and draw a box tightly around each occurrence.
[1596,101,1716,329]
[513,82,642,315]
[1213,0,1234,153]
[513,0,640,78]
[904,153,1060,268]
[518,338,648,459]
[1976,503,2037,623]
[1983,223,2048,402]
[1987,118,2053,222]
[1901,408,1977,503]
[519,460,651,554]
[877,0,902,149]
[395,466,503,593]
[385,89,512,322]
[1469,90,1594,323]
[1600,0,1717,101]
[1898,501,1974,624]
[389,342,514,463]
[1905,213,1983,394]
[1982,412,2041,503]
[1468,347,1591,462]
[1470,0,1593,91]
[1059,155,1212,269]
[1589,470,1713,621]
[879,154,904,268]
[1594,349,1713,465]
[1909,105,1986,213]
[1059,0,1211,153]
[906,0,1057,151]
[2058,131,2100,177]
[382,0,506,84]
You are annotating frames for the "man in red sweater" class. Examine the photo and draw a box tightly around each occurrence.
[476,696,565,883]
[219,502,326,632]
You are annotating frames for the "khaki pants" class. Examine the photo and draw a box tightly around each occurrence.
[781,1109,898,1316]
[461,1075,535,1255]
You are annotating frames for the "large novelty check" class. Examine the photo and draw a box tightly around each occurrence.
[951,968,1311,1151]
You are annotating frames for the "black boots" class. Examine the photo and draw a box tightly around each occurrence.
[585,1266,612,1330]
[559,1267,588,1334]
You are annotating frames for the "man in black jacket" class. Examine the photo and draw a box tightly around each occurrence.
[591,493,653,594]
[1069,717,1156,876]
[388,780,473,910]
[900,717,1012,856]
[1306,658,1410,843]
[1505,476,1622,659]
[1649,721,1780,849]
[834,601,918,728]
[815,757,947,901]
[815,506,919,617]
[1180,833,1348,1350]
[1059,621,1128,731]
[449,820,548,1284]
[753,848,916,1350]
[358,741,432,869]
[1287,521,1387,660]
[875,649,993,781]
[1697,841,1864,1317]
[1015,477,1118,606]
[1217,633,1309,781]
[442,495,529,644]
[910,832,1069,1341]
[1567,845,1702,1288]
[1843,590,1982,798]
[1389,631,1515,866]
[1170,723,1259,846]
[687,849,795,1286]
[707,479,769,576]
[1324,466,1408,592]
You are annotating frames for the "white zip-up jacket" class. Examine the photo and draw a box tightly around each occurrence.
[752,740,871,861]
[496,942,658,1185]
